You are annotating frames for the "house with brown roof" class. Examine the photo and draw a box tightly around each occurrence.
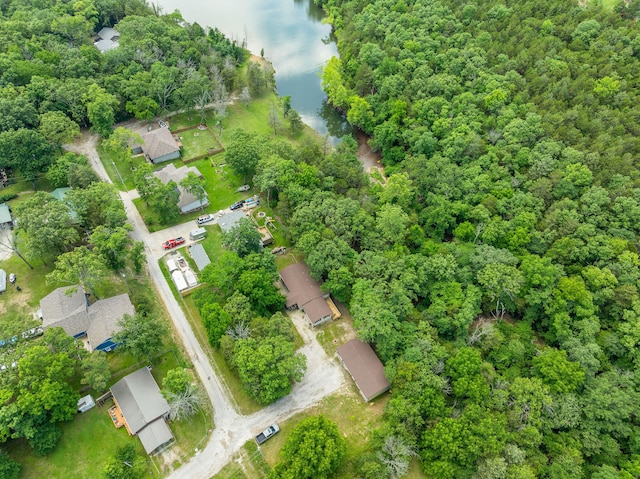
[110,367,174,455]
[337,339,390,401]
[141,128,181,164]
[40,286,134,352]
[153,163,209,214]
[280,262,341,327]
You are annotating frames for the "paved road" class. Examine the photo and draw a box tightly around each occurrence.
[66,132,346,478]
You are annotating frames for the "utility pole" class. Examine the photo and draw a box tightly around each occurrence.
[0,235,34,269]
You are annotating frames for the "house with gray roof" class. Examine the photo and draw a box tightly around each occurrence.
[87,294,135,352]
[153,163,209,214]
[188,243,211,271]
[337,339,390,402]
[110,367,173,455]
[142,128,181,164]
[0,203,12,229]
[280,262,340,327]
[94,27,120,53]
[40,287,89,339]
[40,286,134,352]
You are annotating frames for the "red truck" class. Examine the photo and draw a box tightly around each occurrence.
[162,237,186,250]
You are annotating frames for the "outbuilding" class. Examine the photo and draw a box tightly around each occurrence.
[337,339,390,402]
[0,203,12,229]
[188,243,211,271]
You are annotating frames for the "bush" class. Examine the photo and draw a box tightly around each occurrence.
[0,193,17,203]
[0,450,20,479]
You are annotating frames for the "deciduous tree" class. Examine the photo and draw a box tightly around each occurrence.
[269,416,346,479]
[113,313,166,363]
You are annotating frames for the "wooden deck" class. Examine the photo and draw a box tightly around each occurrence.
[326,297,342,320]
[109,405,125,429]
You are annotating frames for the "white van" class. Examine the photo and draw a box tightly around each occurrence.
[189,228,207,241]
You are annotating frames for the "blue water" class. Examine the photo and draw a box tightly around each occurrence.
[156,0,350,139]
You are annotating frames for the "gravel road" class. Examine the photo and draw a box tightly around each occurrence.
[66,131,346,478]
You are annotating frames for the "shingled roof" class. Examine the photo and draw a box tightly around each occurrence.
[337,339,390,401]
[40,287,133,349]
[142,128,180,161]
[87,294,134,348]
[280,263,332,324]
[153,163,208,212]
[40,287,89,337]
[188,243,211,271]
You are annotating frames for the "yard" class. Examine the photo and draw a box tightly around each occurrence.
[157,226,303,416]
[0,248,212,477]
[212,384,425,479]
[175,125,222,160]
[132,155,249,232]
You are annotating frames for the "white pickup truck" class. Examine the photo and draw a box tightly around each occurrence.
[255,423,280,445]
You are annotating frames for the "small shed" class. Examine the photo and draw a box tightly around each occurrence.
[171,270,187,291]
[78,394,96,413]
[184,270,197,288]
[337,339,390,402]
[166,259,178,272]
[188,243,211,271]
[258,226,273,246]
[0,203,12,229]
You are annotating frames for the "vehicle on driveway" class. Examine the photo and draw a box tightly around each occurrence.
[162,237,186,250]
[158,120,168,128]
[255,423,280,445]
[230,200,245,210]
[196,214,214,225]
[236,185,251,192]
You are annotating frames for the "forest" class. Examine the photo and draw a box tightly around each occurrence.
[303,0,640,477]
[1,0,640,476]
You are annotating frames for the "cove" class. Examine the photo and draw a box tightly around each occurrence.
[155,0,351,140]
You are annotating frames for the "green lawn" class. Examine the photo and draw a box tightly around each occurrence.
[5,403,157,479]
[0,253,55,338]
[133,155,249,232]
[176,126,222,160]
[258,386,393,479]
[97,144,149,191]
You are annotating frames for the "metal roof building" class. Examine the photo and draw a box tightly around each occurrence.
[188,243,211,271]
[337,339,390,402]
[0,203,12,228]
[110,367,173,455]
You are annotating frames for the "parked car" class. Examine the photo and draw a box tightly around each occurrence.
[196,214,214,225]
[236,184,251,192]
[255,423,280,445]
[271,246,286,255]
[158,120,168,128]
[230,200,245,210]
[8,273,16,284]
[162,237,186,250]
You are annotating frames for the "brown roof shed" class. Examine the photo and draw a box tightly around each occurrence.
[337,339,390,402]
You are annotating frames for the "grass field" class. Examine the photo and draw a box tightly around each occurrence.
[177,126,222,159]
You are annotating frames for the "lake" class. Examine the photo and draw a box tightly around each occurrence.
[156,0,351,139]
